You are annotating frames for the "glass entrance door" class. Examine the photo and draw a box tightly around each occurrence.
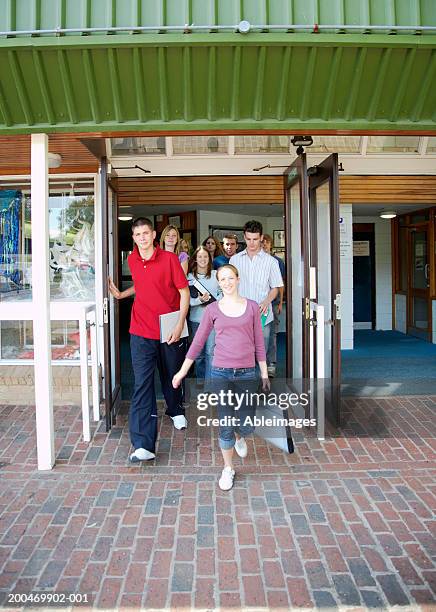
[101,158,121,431]
[284,154,310,380]
[308,154,342,427]
[408,228,430,340]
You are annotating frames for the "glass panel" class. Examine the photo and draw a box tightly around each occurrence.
[0,320,81,360]
[412,231,428,289]
[412,297,428,330]
[0,187,95,303]
[172,136,228,154]
[309,136,361,153]
[410,211,429,223]
[290,183,302,378]
[426,137,436,153]
[49,193,95,300]
[367,136,420,153]
[111,137,166,155]
[235,135,289,154]
[315,184,332,378]
[399,227,408,292]
[0,191,31,302]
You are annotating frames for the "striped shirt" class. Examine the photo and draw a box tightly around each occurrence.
[229,248,284,325]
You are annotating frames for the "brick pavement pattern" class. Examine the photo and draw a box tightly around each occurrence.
[0,396,435,609]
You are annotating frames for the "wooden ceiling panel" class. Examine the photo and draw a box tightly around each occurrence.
[116,175,436,206]
[0,134,100,174]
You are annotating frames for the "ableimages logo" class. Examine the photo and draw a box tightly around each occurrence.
[196,390,310,411]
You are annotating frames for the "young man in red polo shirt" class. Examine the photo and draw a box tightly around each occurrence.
[108,217,189,462]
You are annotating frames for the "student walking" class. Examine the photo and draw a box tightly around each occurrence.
[262,234,285,377]
[187,246,221,381]
[202,235,224,260]
[173,264,269,491]
[230,220,283,355]
[213,233,239,269]
[108,217,189,463]
[160,224,189,274]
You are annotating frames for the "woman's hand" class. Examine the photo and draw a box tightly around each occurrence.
[172,371,184,389]
[199,292,211,303]
[261,377,271,391]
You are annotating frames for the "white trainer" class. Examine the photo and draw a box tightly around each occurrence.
[171,415,188,430]
[218,466,235,491]
[234,437,248,458]
[129,448,155,463]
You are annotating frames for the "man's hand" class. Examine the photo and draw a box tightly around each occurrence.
[259,299,270,315]
[277,301,283,315]
[261,377,271,391]
[167,323,183,344]
[108,277,121,299]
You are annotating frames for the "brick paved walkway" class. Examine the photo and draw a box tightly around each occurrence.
[0,396,435,609]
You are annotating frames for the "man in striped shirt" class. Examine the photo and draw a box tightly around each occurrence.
[229,220,284,359]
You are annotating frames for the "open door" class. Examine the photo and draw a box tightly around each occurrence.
[284,154,311,381]
[308,154,341,427]
[101,158,121,431]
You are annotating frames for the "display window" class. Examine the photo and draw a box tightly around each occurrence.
[0,180,96,362]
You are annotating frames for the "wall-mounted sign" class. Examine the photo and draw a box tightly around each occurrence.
[353,240,370,256]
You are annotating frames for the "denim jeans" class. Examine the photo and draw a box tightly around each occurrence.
[189,321,215,381]
[209,366,257,450]
[267,304,280,366]
[130,334,186,453]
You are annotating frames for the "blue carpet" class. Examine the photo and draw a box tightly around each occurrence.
[120,330,436,399]
[341,330,436,396]
[341,330,436,378]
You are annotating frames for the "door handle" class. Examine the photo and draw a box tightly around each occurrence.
[424,263,429,280]
[103,297,109,324]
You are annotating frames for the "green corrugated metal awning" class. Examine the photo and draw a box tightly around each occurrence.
[0,0,435,134]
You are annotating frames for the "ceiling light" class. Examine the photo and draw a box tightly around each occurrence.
[118,215,133,221]
[48,152,62,168]
[291,136,313,155]
[379,210,397,219]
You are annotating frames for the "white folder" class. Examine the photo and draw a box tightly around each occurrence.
[159,311,189,343]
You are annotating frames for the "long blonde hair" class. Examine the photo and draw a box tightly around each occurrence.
[160,224,181,255]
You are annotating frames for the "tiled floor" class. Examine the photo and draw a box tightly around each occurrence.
[0,396,435,609]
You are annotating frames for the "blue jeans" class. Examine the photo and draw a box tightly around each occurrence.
[130,334,186,453]
[209,366,257,450]
[267,305,280,366]
[189,321,215,381]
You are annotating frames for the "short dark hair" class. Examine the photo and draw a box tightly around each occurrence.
[223,233,238,243]
[243,220,263,235]
[132,217,154,232]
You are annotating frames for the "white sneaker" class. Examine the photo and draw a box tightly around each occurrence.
[218,466,235,491]
[234,437,248,458]
[129,448,155,463]
[171,415,188,430]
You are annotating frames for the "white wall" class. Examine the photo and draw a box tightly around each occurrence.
[433,301,436,344]
[353,215,392,331]
[197,209,282,245]
[340,205,354,349]
[395,294,407,334]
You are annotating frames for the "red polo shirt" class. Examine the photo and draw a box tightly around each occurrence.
[128,245,188,340]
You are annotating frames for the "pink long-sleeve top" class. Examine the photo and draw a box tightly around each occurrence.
[186,299,266,368]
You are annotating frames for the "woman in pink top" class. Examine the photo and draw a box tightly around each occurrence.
[173,264,269,491]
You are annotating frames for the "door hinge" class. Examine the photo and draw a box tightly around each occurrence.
[103,297,109,324]
[334,293,341,320]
